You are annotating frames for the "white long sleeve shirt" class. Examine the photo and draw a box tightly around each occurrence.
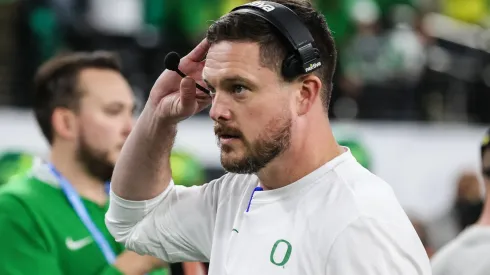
[105,150,431,275]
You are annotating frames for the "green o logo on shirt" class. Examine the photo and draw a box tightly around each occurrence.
[269,239,292,266]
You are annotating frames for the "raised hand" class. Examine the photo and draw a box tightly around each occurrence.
[148,39,212,124]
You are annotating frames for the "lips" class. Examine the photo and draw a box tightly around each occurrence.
[219,134,240,139]
[218,135,241,146]
[218,134,241,146]
[215,125,242,146]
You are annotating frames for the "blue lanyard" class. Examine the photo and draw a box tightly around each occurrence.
[48,164,116,264]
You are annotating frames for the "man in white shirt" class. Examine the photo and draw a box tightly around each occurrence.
[105,1,431,274]
[431,129,490,275]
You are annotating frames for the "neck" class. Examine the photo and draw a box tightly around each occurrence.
[477,191,490,226]
[50,145,107,206]
[257,116,342,190]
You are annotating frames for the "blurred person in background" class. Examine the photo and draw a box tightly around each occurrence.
[339,0,384,99]
[454,171,483,230]
[0,151,35,186]
[339,0,425,120]
[427,170,484,250]
[0,52,167,275]
[431,128,490,275]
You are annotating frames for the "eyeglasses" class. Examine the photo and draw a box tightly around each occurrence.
[483,168,490,178]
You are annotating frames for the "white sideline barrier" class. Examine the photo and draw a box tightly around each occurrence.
[0,107,488,221]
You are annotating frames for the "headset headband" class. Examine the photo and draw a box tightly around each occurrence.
[231,1,322,76]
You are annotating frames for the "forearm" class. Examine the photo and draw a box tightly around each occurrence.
[112,252,166,275]
[106,182,174,260]
[111,103,176,200]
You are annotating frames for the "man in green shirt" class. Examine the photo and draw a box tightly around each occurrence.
[0,52,166,274]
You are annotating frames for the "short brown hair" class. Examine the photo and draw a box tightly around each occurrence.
[206,0,337,110]
[33,51,122,144]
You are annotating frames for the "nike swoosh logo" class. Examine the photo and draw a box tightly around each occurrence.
[66,236,93,251]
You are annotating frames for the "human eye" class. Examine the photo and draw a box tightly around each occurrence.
[104,106,123,116]
[231,84,248,94]
[103,103,127,116]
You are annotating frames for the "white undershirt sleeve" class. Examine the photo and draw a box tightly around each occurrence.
[105,178,223,263]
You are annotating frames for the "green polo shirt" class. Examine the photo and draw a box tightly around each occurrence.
[0,164,167,275]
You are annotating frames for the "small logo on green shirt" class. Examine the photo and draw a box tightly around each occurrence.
[66,236,93,251]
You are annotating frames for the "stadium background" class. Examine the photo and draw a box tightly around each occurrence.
[0,0,489,256]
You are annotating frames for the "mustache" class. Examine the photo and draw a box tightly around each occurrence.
[214,124,242,137]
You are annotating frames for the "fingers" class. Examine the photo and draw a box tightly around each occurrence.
[179,77,198,115]
[184,38,210,62]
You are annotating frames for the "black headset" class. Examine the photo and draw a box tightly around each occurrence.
[231,1,322,79]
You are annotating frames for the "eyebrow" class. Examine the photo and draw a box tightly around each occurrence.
[105,101,137,113]
[203,75,256,91]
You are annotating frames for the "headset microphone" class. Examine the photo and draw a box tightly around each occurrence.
[164,51,211,95]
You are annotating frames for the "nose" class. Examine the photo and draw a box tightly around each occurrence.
[122,114,134,138]
[209,93,232,122]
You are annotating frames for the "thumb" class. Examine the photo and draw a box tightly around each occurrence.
[179,76,198,116]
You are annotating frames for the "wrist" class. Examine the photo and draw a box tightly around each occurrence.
[142,103,178,134]
[137,105,178,145]
[136,256,164,274]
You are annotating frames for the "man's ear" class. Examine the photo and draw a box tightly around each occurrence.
[51,108,79,142]
[295,74,322,116]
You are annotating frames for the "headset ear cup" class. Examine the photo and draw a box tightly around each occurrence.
[282,54,300,80]
[314,48,321,59]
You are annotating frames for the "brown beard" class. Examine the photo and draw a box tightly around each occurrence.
[215,112,292,174]
[75,134,114,183]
